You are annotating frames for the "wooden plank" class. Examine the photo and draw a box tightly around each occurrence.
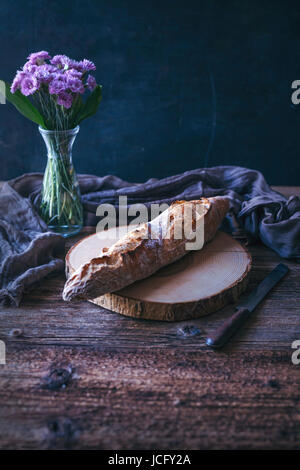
[0,346,299,449]
[0,186,299,449]
[272,186,300,198]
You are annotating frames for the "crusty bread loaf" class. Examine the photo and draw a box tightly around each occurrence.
[62,197,229,302]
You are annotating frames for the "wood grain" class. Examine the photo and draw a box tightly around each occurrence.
[0,347,299,450]
[0,185,299,449]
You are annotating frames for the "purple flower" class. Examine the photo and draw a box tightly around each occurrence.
[50,55,67,67]
[51,54,76,70]
[27,51,51,65]
[65,68,82,79]
[34,64,56,84]
[49,74,67,95]
[20,75,39,96]
[86,74,97,91]
[10,52,100,123]
[56,91,73,109]
[76,59,96,72]
[66,76,85,94]
[10,70,26,93]
[23,61,38,73]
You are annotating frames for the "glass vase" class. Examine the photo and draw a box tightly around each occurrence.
[39,126,83,237]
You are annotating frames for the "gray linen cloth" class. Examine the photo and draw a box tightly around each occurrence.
[1,166,299,306]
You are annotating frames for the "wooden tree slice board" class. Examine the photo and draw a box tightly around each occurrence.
[66,227,252,321]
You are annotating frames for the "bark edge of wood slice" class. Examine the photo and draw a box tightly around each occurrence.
[66,228,252,322]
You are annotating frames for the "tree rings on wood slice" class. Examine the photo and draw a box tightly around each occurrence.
[66,227,252,322]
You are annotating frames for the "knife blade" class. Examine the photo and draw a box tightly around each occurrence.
[206,263,289,348]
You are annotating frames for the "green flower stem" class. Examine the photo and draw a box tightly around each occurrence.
[39,129,83,229]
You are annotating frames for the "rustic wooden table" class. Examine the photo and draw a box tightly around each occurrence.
[0,187,299,450]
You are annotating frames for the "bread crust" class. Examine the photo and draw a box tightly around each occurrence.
[62,197,230,301]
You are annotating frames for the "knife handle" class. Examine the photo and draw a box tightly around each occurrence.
[206,307,251,348]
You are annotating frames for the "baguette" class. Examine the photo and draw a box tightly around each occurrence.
[62,196,229,302]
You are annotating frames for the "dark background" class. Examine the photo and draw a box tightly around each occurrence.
[0,0,300,185]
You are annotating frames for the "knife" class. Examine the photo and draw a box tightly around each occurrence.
[206,263,289,348]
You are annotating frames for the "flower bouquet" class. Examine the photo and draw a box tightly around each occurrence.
[2,51,102,237]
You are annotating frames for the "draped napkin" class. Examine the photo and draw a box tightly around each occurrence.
[1,166,299,306]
